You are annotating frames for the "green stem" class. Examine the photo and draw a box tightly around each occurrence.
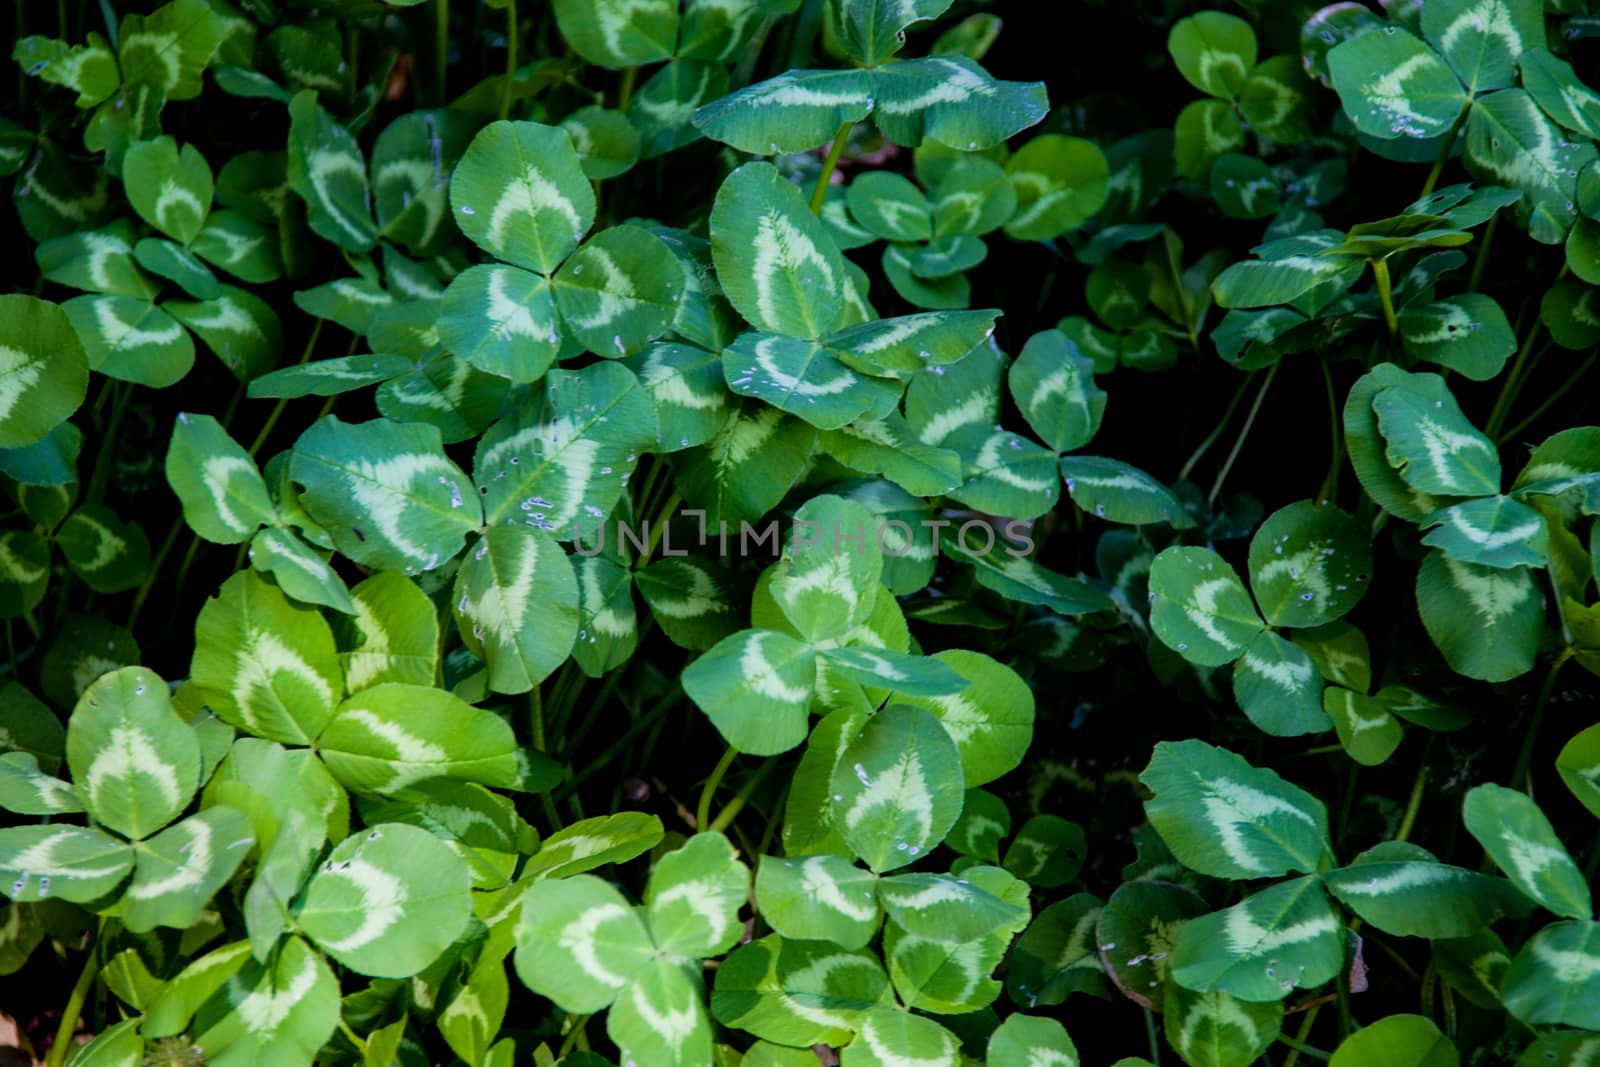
[97,0,118,48]
[1510,651,1571,793]
[557,1015,590,1056]
[1282,1005,1323,1067]
[1177,371,1254,482]
[617,65,636,112]
[126,517,184,630]
[337,1019,367,1055]
[1207,360,1278,507]
[732,13,778,88]
[1317,358,1341,504]
[1372,257,1398,336]
[1395,748,1429,844]
[86,382,133,506]
[498,0,517,121]
[1143,1007,1161,1065]
[1498,352,1596,444]
[640,491,682,566]
[810,121,855,214]
[1486,325,1550,439]
[46,922,103,1067]
[1277,1034,1332,1062]
[1163,235,1199,351]
[248,321,322,458]
[710,756,779,834]
[697,744,738,831]
[1468,213,1498,293]
[530,688,563,832]
[433,0,449,104]
[1418,100,1471,201]
[551,690,682,801]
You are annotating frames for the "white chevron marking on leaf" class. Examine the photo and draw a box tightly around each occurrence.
[232,951,321,1034]
[559,902,636,989]
[802,857,878,921]
[128,817,215,899]
[86,724,181,812]
[314,855,407,951]
[741,633,810,703]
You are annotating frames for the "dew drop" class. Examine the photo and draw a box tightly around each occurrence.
[460,205,476,215]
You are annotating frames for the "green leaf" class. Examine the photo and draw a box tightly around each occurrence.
[684,629,816,756]
[1003,815,1086,888]
[756,854,881,949]
[1167,11,1256,99]
[634,557,740,651]
[646,832,750,958]
[931,158,1015,238]
[1096,880,1207,1010]
[879,867,1027,946]
[286,91,377,253]
[834,0,949,66]
[249,527,355,615]
[673,404,817,526]
[1421,495,1548,569]
[453,526,579,694]
[1522,50,1600,139]
[1149,547,1263,666]
[984,1015,1078,1065]
[1501,920,1600,1029]
[514,874,652,1011]
[768,495,882,641]
[1004,135,1110,240]
[1372,383,1500,496]
[0,752,81,814]
[191,211,283,284]
[886,650,1031,787]
[1007,894,1111,1006]
[840,1007,959,1067]
[553,225,685,358]
[1558,724,1600,819]
[294,278,393,337]
[1247,501,1372,628]
[883,871,1022,1010]
[522,812,664,881]
[337,572,439,692]
[1234,631,1330,737]
[291,415,481,573]
[0,294,89,449]
[1175,99,1246,183]
[1212,232,1365,310]
[847,172,931,243]
[34,221,156,299]
[711,162,844,339]
[830,705,964,873]
[123,136,213,246]
[1466,90,1594,244]
[166,412,275,544]
[711,934,892,1047]
[1007,329,1105,453]
[165,285,283,381]
[553,0,675,68]
[628,344,730,452]
[191,570,341,745]
[1140,739,1330,880]
[1171,876,1344,1001]
[0,530,49,619]
[297,823,471,977]
[571,555,636,677]
[319,682,521,794]
[476,361,656,541]
[691,68,874,155]
[630,59,730,158]
[191,937,339,1065]
[1323,847,1531,939]
[1060,456,1193,528]
[1327,28,1467,141]
[1416,550,1541,682]
[1330,1013,1457,1067]
[606,958,712,1067]
[1163,986,1283,1067]
[135,236,221,299]
[0,824,132,902]
[118,0,235,101]
[124,807,255,933]
[1463,783,1591,918]
[1324,686,1404,766]
[57,504,150,594]
[66,666,198,840]
[1344,364,1464,523]
[722,334,900,430]
[16,33,119,108]
[1422,0,1543,94]
[871,57,1049,151]
[451,120,595,274]
[371,109,475,256]
[1398,293,1517,380]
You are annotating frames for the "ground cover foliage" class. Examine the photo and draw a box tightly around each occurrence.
[1,0,1599,1063]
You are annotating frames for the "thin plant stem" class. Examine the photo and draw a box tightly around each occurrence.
[1510,650,1572,792]
[1282,1005,1323,1067]
[641,491,682,565]
[86,382,134,506]
[1317,359,1341,504]
[617,65,636,111]
[1164,236,1198,351]
[1418,101,1471,200]
[498,0,517,120]
[697,744,739,830]
[1371,257,1398,336]
[126,517,184,629]
[1178,371,1254,482]
[97,0,118,47]
[1207,360,1279,507]
[557,1015,590,1056]
[1499,352,1596,444]
[46,920,103,1067]
[530,687,564,832]
[551,691,681,801]
[710,756,779,833]
[337,1019,367,1055]
[433,0,449,104]
[810,121,856,214]
[1395,753,1429,843]
[1468,213,1498,293]
[1276,1034,1332,1062]
[1486,331,1546,438]
[1143,1007,1161,1065]
[248,320,323,458]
